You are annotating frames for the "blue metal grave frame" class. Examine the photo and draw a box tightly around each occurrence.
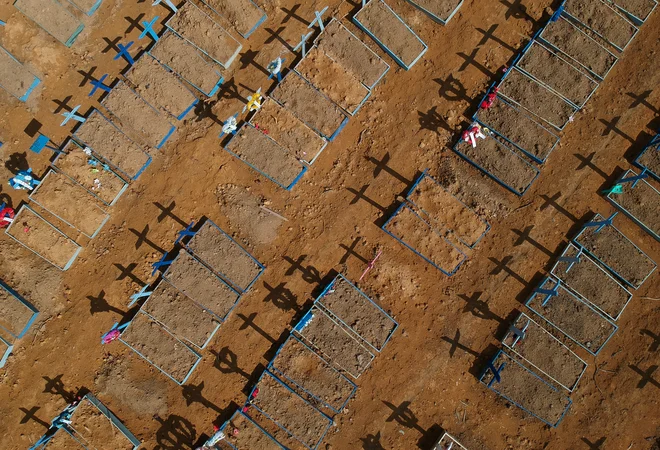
[353,0,428,70]
[219,409,286,450]
[100,81,177,150]
[268,334,358,413]
[561,0,639,51]
[119,311,203,385]
[124,53,200,121]
[67,0,103,16]
[315,273,398,352]
[403,0,463,24]
[405,170,491,247]
[5,205,82,271]
[572,213,657,289]
[52,140,129,207]
[162,251,242,322]
[0,335,13,368]
[183,219,265,293]
[538,15,618,81]
[606,169,660,241]
[224,123,308,191]
[0,279,39,339]
[199,0,267,39]
[452,133,541,196]
[550,242,633,321]
[608,0,657,25]
[480,350,572,427]
[28,170,110,239]
[270,70,350,142]
[246,370,333,450]
[634,131,660,180]
[502,311,588,392]
[0,45,41,102]
[381,203,467,276]
[73,109,152,181]
[13,0,84,47]
[526,276,618,355]
[148,31,225,98]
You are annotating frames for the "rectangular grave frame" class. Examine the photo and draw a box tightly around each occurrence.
[293,306,376,379]
[353,0,428,70]
[315,273,398,352]
[268,334,358,413]
[162,251,242,322]
[480,350,572,427]
[14,0,85,47]
[526,276,618,355]
[634,132,660,180]
[452,134,541,196]
[403,0,463,24]
[67,0,103,16]
[247,370,333,450]
[0,335,13,368]
[0,279,39,339]
[28,170,110,239]
[608,0,657,25]
[5,205,82,271]
[539,15,619,81]
[72,109,152,181]
[433,433,467,450]
[606,169,660,241]
[52,140,129,207]
[74,393,141,449]
[183,219,265,294]
[405,170,491,247]
[219,409,286,450]
[502,311,588,392]
[119,310,203,385]
[551,242,633,321]
[562,0,639,51]
[381,203,467,276]
[0,45,41,102]
[199,0,267,39]
[572,213,657,289]
[224,123,308,191]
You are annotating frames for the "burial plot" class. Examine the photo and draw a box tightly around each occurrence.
[125,54,199,120]
[0,280,38,339]
[294,306,375,378]
[67,0,103,15]
[317,274,397,352]
[573,213,657,289]
[200,0,266,38]
[503,312,587,392]
[294,46,371,115]
[608,0,657,24]
[563,0,638,51]
[526,277,618,355]
[606,170,660,241]
[36,427,82,449]
[481,350,572,427]
[101,82,176,150]
[433,433,467,450]
[498,68,578,130]
[353,0,427,70]
[0,336,11,368]
[13,0,84,47]
[515,41,599,108]
[406,172,490,247]
[29,170,109,238]
[73,110,152,180]
[474,94,559,163]
[551,242,633,321]
[141,280,220,349]
[163,251,241,321]
[52,141,128,206]
[184,220,264,292]
[249,98,327,165]
[224,124,307,191]
[248,371,332,449]
[269,335,357,413]
[120,310,202,384]
[315,19,389,90]
[0,46,40,102]
[219,410,285,450]
[404,0,463,24]
[635,135,659,180]
[382,203,466,276]
[149,32,225,97]
[270,71,349,141]
[539,16,618,80]
[166,1,242,68]
[453,133,540,196]
[5,205,81,270]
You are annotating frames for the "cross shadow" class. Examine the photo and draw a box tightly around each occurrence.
[488,256,527,285]
[366,152,412,184]
[24,119,42,138]
[86,290,125,316]
[456,47,496,78]
[153,414,197,450]
[627,90,658,114]
[52,95,74,113]
[77,67,98,87]
[280,4,306,24]
[629,364,660,389]
[434,75,470,104]
[262,281,300,312]
[511,225,554,258]
[500,0,538,23]
[217,77,247,104]
[599,116,635,143]
[42,375,76,403]
[102,36,121,54]
[346,184,387,213]
[193,100,220,124]
[113,263,147,287]
[640,329,660,352]
[264,26,293,51]
[539,192,578,222]
[237,312,277,344]
[19,406,50,429]
[623,119,659,164]
[282,255,322,285]
[211,346,250,379]
[129,224,167,253]
[239,49,269,75]
[339,237,369,265]
[5,152,29,175]
[574,152,609,180]
[382,400,426,434]
[181,382,223,414]
[442,329,480,358]
[153,201,188,227]
[124,13,145,34]
[458,292,504,323]
[475,24,517,52]
[418,107,453,134]
[581,437,606,449]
